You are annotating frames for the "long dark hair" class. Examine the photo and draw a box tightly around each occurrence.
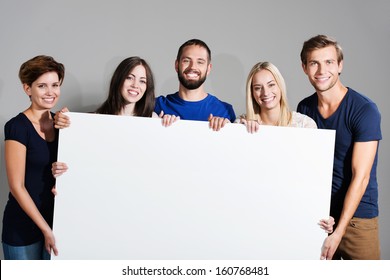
[95,56,155,117]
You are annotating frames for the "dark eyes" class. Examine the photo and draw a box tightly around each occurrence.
[182,59,205,65]
[126,76,146,84]
[253,84,275,91]
[37,84,59,89]
[309,60,334,66]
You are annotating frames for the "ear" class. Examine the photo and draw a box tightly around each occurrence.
[206,62,212,75]
[301,62,308,75]
[338,60,344,75]
[175,60,179,73]
[23,83,32,98]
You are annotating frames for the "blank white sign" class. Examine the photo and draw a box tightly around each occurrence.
[53,112,335,260]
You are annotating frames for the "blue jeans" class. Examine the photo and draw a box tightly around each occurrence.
[2,240,51,260]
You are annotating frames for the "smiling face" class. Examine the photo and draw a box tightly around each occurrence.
[24,71,61,110]
[176,45,211,90]
[302,46,343,94]
[251,69,281,111]
[121,64,147,104]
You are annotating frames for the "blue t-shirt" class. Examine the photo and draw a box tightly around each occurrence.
[2,113,58,246]
[297,88,381,219]
[154,92,236,122]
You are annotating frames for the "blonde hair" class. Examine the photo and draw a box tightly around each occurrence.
[245,61,292,126]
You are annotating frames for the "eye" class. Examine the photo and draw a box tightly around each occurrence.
[140,80,147,84]
[38,84,47,89]
[309,61,317,66]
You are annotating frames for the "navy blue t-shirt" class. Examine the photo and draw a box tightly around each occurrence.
[154,92,236,122]
[297,88,381,220]
[2,113,58,246]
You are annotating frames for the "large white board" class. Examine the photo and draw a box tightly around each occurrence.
[53,112,335,260]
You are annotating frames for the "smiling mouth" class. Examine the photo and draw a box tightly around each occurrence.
[184,71,199,79]
[261,96,275,103]
[315,76,330,82]
[128,90,139,96]
[43,97,55,103]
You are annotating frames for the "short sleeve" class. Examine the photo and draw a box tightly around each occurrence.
[4,115,29,147]
[353,102,382,142]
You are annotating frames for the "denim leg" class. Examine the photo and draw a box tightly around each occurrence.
[2,240,50,260]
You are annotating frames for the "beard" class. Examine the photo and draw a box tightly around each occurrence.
[178,70,207,90]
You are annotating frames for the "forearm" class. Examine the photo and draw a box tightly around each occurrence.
[334,174,369,235]
[336,141,377,234]
[11,186,52,234]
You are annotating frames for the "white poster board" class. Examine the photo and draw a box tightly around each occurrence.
[53,112,335,260]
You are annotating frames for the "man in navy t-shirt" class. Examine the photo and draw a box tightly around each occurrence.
[154,39,236,130]
[298,35,382,260]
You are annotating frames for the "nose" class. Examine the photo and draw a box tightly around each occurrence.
[317,63,325,74]
[48,85,57,94]
[187,60,195,69]
[130,78,139,88]
[261,87,270,96]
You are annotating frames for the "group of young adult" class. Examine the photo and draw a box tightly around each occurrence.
[2,35,381,260]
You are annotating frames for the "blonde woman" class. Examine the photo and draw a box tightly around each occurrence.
[241,61,317,133]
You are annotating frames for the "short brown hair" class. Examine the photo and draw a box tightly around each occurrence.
[300,35,343,65]
[176,39,211,63]
[19,55,65,86]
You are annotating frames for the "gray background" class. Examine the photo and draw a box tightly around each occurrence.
[0,0,389,259]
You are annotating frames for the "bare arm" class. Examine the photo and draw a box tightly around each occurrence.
[320,140,378,260]
[5,140,58,256]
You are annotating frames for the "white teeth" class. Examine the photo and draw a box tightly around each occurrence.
[128,90,138,96]
[261,97,274,103]
[187,73,198,78]
[316,77,328,81]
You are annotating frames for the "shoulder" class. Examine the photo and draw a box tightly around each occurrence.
[342,88,381,140]
[5,113,27,130]
[298,93,317,106]
[156,92,178,100]
[4,113,30,144]
[207,94,233,108]
[346,88,380,116]
[291,111,317,128]
[347,88,378,104]
[297,93,318,115]
[155,92,181,105]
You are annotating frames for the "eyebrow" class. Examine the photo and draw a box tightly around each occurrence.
[309,58,335,63]
[36,81,60,85]
[129,73,147,80]
[253,79,275,86]
[182,56,207,62]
